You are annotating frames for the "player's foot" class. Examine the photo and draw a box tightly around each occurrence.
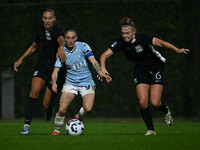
[45,107,53,121]
[75,114,83,122]
[144,130,156,136]
[21,125,30,135]
[165,106,173,126]
[51,131,60,135]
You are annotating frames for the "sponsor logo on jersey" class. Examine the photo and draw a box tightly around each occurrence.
[111,41,117,47]
[45,31,52,40]
[135,45,143,53]
[71,60,87,70]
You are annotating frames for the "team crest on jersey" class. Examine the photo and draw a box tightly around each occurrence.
[45,31,52,40]
[76,52,81,58]
[135,45,143,53]
[111,41,117,47]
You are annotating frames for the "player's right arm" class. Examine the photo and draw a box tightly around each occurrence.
[14,42,38,72]
[100,48,114,75]
[51,67,60,93]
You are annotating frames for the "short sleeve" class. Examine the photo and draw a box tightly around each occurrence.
[141,34,153,45]
[51,26,63,40]
[82,42,92,54]
[109,38,123,53]
[34,29,41,44]
[54,57,63,68]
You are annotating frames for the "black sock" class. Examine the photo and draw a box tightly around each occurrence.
[154,103,168,115]
[24,97,39,125]
[140,107,154,131]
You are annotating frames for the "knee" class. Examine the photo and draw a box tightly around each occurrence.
[43,102,50,110]
[84,106,93,113]
[138,99,148,109]
[151,100,161,108]
[30,89,40,98]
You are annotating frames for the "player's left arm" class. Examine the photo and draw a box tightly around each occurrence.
[152,37,190,54]
[88,56,112,83]
[57,36,66,62]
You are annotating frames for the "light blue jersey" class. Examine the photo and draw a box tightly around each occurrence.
[54,41,95,86]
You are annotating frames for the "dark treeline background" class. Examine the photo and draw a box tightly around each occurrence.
[0,0,199,119]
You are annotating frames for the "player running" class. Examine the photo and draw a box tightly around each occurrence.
[51,28,112,135]
[100,17,190,135]
[14,8,66,135]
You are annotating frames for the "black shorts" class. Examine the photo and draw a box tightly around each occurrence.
[133,65,164,86]
[33,59,66,92]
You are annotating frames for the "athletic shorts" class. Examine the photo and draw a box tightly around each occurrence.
[33,59,66,92]
[133,65,164,86]
[62,84,96,97]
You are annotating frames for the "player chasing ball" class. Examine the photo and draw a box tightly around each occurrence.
[51,28,112,135]
[100,17,190,135]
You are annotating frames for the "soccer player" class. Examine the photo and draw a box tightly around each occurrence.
[14,8,66,135]
[100,17,190,135]
[51,28,112,135]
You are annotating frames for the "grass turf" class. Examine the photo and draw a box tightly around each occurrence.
[0,118,200,150]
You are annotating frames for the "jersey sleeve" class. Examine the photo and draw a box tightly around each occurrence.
[82,42,93,56]
[109,38,123,53]
[51,26,63,40]
[141,34,153,45]
[34,29,41,44]
[54,57,63,68]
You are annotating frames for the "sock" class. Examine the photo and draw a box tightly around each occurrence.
[154,103,168,115]
[140,107,154,131]
[24,97,39,125]
[54,113,65,133]
[77,107,86,119]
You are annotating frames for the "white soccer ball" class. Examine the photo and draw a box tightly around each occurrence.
[65,119,84,136]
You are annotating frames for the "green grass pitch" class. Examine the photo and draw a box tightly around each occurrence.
[0,118,199,150]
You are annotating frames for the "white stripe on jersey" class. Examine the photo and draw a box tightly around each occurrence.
[149,45,166,63]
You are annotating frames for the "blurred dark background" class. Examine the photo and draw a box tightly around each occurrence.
[0,0,199,119]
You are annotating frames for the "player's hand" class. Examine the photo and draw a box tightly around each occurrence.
[177,48,190,54]
[14,59,22,72]
[97,74,112,83]
[52,83,58,93]
[57,47,66,62]
[101,67,110,76]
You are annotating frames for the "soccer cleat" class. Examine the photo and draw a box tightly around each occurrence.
[144,130,156,136]
[165,106,173,126]
[75,114,83,122]
[21,125,30,135]
[51,131,60,135]
[45,107,53,121]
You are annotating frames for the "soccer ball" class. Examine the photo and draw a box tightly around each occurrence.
[65,119,84,136]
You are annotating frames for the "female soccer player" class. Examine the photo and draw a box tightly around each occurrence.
[51,28,112,135]
[14,8,66,135]
[100,17,190,135]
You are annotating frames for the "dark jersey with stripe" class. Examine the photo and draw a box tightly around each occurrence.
[110,33,165,66]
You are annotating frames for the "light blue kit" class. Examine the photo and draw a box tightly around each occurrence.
[54,41,95,86]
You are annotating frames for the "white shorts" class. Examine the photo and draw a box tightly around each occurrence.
[62,84,96,97]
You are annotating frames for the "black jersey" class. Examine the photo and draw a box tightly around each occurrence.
[35,25,63,62]
[110,33,166,66]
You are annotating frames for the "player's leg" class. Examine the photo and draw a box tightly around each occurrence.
[52,92,75,135]
[136,83,156,135]
[43,87,57,121]
[150,84,173,126]
[21,77,45,135]
[75,85,95,121]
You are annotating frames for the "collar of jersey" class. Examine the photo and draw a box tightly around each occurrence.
[64,46,76,53]
[130,38,136,44]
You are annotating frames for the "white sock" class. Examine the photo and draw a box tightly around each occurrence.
[77,107,86,119]
[54,113,65,133]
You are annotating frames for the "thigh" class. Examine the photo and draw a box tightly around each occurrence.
[136,83,150,108]
[150,84,163,106]
[30,77,45,98]
[82,93,95,110]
